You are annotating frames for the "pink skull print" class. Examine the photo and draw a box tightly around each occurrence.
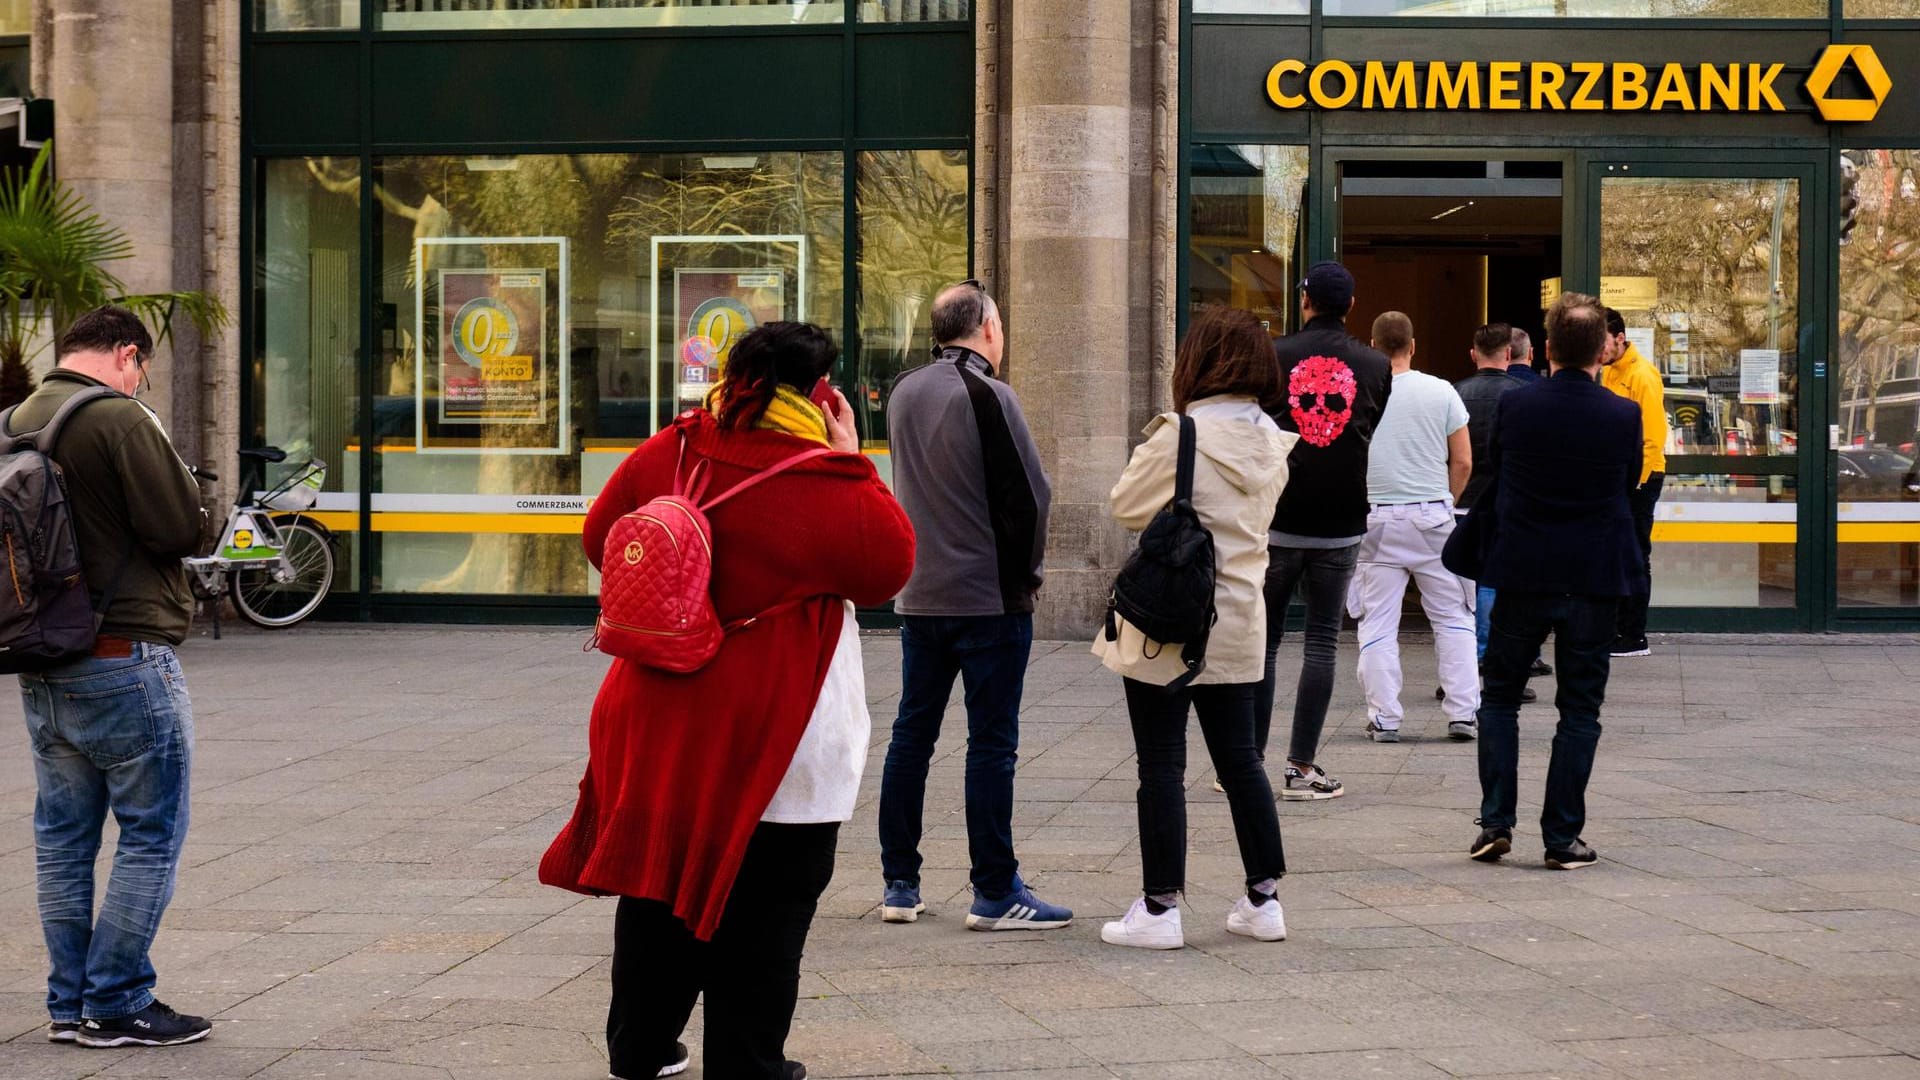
[1288,355,1357,448]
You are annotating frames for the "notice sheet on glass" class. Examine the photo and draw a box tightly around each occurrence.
[1740,349,1782,406]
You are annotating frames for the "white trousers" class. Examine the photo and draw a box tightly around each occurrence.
[1351,501,1481,727]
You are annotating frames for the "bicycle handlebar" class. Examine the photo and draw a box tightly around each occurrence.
[189,466,219,482]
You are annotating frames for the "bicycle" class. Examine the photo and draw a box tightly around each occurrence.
[184,446,338,635]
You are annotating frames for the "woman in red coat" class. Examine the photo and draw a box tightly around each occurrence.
[541,322,914,1080]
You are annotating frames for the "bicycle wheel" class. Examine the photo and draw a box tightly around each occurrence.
[230,519,336,629]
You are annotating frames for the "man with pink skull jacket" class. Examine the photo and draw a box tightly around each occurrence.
[1250,262,1394,800]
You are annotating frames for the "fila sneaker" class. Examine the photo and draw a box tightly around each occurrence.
[76,1001,211,1048]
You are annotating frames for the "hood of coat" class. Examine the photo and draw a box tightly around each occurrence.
[1145,396,1301,495]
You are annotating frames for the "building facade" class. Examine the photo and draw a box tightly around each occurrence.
[16,0,1920,634]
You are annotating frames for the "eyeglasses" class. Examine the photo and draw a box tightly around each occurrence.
[118,342,152,397]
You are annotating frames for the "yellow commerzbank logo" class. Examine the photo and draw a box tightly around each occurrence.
[1265,45,1890,123]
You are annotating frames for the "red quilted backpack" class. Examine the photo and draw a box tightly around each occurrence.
[593,430,832,673]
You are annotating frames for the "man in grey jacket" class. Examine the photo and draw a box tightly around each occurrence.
[876,279,1071,932]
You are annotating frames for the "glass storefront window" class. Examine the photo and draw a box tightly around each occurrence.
[1837,149,1920,609]
[855,149,969,476]
[1600,173,1800,608]
[1845,0,1908,14]
[378,0,842,29]
[255,158,363,588]
[364,151,844,597]
[257,0,362,30]
[1323,0,1823,14]
[0,0,30,34]
[859,0,969,20]
[1194,1,1310,13]
[1188,144,1309,338]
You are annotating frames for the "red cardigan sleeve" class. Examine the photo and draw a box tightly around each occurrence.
[829,464,916,608]
[584,430,677,571]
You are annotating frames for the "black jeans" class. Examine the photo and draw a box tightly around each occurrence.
[1617,471,1664,641]
[608,822,839,1080]
[1257,543,1360,764]
[1123,678,1286,895]
[1477,591,1616,851]
[878,613,1031,899]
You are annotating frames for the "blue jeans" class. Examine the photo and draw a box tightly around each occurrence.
[20,644,193,1021]
[878,613,1031,900]
[1476,592,1614,851]
[1475,585,1496,660]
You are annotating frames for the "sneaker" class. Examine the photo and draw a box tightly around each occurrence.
[1521,685,1538,704]
[1211,779,1225,793]
[1281,762,1344,801]
[965,881,1072,931]
[1546,840,1599,870]
[1610,636,1651,658]
[1100,898,1184,949]
[1529,657,1554,677]
[783,1063,808,1080]
[1226,895,1287,941]
[76,1001,211,1048]
[48,1021,80,1043]
[610,1042,691,1079]
[1366,720,1400,743]
[1447,719,1477,741]
[880,880,924,923]
[1470,824,1512,862]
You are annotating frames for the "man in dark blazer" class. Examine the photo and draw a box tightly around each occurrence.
[1458,293,1643,871]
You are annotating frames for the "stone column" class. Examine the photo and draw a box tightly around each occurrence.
[39,0,180,427]
[1002,0,1178,640]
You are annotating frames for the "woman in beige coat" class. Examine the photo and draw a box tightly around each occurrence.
[1094,305,1300,950]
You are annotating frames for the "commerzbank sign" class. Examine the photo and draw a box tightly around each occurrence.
[1264,44,1891,123]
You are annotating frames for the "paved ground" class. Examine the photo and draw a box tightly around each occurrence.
[2,626,1920,1080]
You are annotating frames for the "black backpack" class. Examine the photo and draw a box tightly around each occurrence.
[1104,415,1217,688]
[0,387,125,674]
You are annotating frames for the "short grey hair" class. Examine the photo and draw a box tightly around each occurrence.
[1509,326,1533,362]
[931,282,993,346]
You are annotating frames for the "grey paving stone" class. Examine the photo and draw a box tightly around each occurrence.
[3,628,1919,1080]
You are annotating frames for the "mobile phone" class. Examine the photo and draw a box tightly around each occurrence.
[809,377,837,414]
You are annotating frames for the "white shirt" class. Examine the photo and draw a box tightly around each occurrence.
[762,601,869,824]
[1367,370,1469,505]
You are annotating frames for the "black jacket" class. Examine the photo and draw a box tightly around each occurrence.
[1475,370,1645,598]
[1454,367,1525,511]
[1269,315,1394,541]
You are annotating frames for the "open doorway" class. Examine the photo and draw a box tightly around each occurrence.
[1338,160,1563,382]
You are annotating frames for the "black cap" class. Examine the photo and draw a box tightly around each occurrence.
[1299,261,1355,315]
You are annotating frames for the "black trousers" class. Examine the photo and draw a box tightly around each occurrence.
[608,821,840,1080]
[1617,471,1664,641]
[1123,678,1286,896]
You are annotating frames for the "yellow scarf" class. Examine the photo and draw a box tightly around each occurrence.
[709,383,829,446]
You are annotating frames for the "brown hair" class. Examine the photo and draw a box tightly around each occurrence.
[1473,323,1512,359]
[1545,290,1599,337]
[709,321,838,431]
[1547,302,1608,371]
[1173,305,1281,413]
[1372,311,1414,357]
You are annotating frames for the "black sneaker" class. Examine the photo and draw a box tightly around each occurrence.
[76,1001,211,1047]
[1529,657,1553,677]
[658,1041,691,1077]
[1546,840,1599,870]
[1609,636,1650,658]
[784,1063,808,1080]
[1470,824,1512,862]
[48,1020,80,1043]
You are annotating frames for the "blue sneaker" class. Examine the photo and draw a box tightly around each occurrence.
[964,881,1072,931]
[881,880,924,923]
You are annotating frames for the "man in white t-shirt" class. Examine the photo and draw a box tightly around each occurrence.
[1351,311,1480,742]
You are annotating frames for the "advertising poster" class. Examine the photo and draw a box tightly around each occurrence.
[672,268,787,405]
[438,269,548,426]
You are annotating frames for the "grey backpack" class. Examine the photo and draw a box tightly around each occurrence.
[0,387,123,674]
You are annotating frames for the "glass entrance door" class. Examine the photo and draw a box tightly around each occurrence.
[1583,157,1823,630]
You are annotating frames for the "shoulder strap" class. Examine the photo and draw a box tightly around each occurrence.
[699,447,837,513]
[12,386,125,456]
[1174,414,1197,507]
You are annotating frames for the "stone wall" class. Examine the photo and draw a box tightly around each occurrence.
[983,0,1179,640]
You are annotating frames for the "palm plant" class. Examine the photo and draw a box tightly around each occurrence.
[0,141,229,408]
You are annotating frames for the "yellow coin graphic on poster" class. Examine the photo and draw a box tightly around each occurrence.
[687,297,757,373]
[453,296,520,366]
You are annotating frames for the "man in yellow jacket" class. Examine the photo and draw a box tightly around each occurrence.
[1600,308,1668,658]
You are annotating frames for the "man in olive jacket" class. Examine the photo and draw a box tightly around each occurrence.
[10,306,212,1047]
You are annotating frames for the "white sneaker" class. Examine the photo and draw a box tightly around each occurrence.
[1100,898,1184,949]
[1226,895,1287,941]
